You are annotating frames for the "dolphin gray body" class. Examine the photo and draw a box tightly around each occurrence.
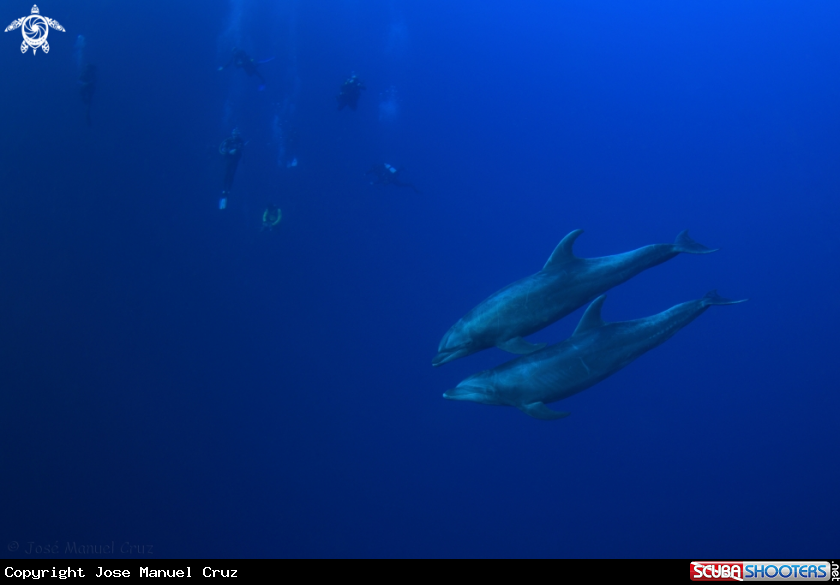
[433,230,717,366]
[443,291,746,420]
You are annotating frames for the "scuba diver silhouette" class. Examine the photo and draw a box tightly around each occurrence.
[218,47,272,90]
[219,129,245,210]
[337,74,366,111]
[78,64,97,126]
[366,163,420,194]
[261,205,282,232]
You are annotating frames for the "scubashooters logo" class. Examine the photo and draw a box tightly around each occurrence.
[5,5,64,54]
[691,561,833,582]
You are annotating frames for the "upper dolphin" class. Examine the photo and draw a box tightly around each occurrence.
[433,230,717,366]
[444,290,747,420]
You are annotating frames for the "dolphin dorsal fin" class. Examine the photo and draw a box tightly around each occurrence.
[573,295,607,336]
[543,229,583,270]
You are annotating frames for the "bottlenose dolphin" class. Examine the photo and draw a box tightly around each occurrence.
[433,230,717,366]
[444,291,746,420]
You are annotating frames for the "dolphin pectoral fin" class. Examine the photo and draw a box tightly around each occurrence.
[519,402,570,421]
[497,337,546,355]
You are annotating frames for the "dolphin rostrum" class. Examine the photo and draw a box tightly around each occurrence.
[443,291,746,420]
[433,230,717,366]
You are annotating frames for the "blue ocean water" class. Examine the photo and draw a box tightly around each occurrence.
[1,0,838,559]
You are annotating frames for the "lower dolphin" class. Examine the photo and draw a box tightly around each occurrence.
[433,230,717,366]
[443,290,747,420]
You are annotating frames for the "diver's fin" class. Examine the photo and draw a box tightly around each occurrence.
[573,295,607,336]
[497,337,546,355]
[257,56,276,65]
[219,197,228,210]
[674,230,718,254]
[701,290,749,306]
[544,229,583,269]
[519,402,570,421]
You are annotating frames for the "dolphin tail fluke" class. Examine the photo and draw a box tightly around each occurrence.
[518,402,570,421]
[497,337,546,355]
[702,290,749,306]
[674,230,718,254]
